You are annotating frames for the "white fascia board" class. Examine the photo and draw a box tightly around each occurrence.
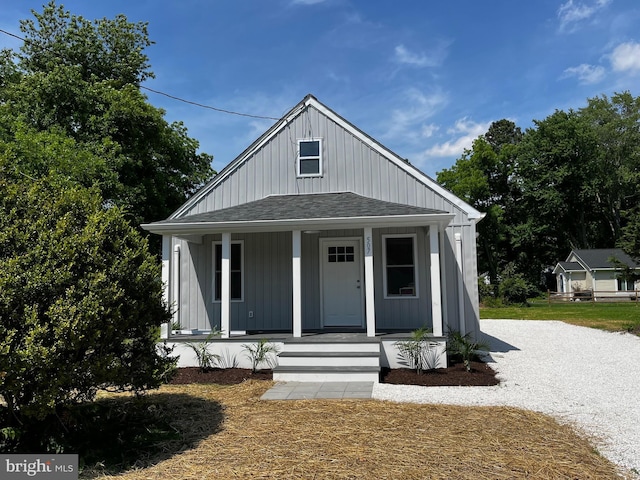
[142,213,455,235]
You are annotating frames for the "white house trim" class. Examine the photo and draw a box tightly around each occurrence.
[220,233,231,339]
[144,213,455,235]
[430,227,443,337]
[364,227,376,337]
[292,230,302,338]
[161,235,171,339]
[454,232,465,336]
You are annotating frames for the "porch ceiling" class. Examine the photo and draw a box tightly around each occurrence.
[143,192,455,234]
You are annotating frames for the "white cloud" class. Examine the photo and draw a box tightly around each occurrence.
[394,43,449,68]
[421,123,439,138]
[422,118,490,159]
[384,88,449,142]
[395,45,432,67]
[610,42,640,74]
[557,0,611,32]
[561,63,606,84]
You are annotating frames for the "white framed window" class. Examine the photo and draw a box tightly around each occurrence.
[213,240,244,302]
[297,138,323,177]
[382,234,419,299]
[617,277,634,292]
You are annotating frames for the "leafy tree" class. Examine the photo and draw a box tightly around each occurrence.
[438,120,522,286]
[0,1,214,225]
[0,175,175,424]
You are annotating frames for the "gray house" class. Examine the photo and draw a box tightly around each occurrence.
[142,95,484,381]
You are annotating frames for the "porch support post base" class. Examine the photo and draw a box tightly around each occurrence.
[292,230,302,338]
[429,226,444,337]
[364,227,376,337]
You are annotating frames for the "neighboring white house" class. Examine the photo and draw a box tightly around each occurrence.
[142,94,484,380]
[553,248,640,297]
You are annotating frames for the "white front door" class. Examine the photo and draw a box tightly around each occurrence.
[321,239,364,327]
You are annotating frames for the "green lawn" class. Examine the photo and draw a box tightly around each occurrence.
[480,300,640,334]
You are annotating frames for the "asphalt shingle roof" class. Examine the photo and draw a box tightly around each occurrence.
[571,248,639,269]
[160,192,447,224]
[557,261,583,271]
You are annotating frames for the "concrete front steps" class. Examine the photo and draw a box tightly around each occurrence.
[273,338,381,383]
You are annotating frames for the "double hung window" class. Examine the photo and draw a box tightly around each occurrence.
[383,235,418,298]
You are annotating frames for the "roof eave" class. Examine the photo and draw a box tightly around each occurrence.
[142,213,455,235]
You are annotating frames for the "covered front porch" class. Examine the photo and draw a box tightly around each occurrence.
[143,193,468,342]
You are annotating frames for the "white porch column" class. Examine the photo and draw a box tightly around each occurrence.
[221,232,231,339]
[364,227,376,337]
[161,235,171,339]
[429,226,444,337]
[292,230,302,337]
[454,233,466,336]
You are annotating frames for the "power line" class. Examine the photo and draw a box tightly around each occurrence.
[140,86,279,120]
[0,27,281,121]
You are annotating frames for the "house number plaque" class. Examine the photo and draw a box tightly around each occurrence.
[365,235,372,256]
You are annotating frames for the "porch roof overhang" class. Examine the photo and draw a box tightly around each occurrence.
[142,192,455,236]
[552,261,584,274]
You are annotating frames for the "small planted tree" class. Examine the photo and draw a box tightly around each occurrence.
[0,176,175,430]
[394,327,436,374]
[186,328,222,372]
[242,339,280,373]
[447,330,490,372]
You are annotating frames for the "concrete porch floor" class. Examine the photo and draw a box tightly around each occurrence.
[260,381,374,400]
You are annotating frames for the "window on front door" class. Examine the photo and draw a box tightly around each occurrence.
[214,241,243,301]
[383,234,418,298]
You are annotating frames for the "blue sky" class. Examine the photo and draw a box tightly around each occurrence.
[2,0,640,177]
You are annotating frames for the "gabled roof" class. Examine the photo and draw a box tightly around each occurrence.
[143,192,455,235]
[570,248,639,270]
[169,94,483,222]
[553,261,584,274]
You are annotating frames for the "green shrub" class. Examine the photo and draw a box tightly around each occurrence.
[0,177,175,426]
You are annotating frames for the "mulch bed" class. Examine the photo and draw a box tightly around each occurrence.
[170,367,273,385]
[380,361,500,386]
[169,361,499,387]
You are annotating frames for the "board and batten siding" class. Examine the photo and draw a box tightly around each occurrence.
[172,226,481,336]
[180,105,468,225]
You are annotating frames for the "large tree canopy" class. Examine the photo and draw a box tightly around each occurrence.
[439,92,640,290]
[0,1,214,225]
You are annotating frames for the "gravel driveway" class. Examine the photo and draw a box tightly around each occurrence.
[373,319,640,477]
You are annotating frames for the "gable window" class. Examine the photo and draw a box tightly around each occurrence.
[297,138,323,177]
[213,241,243,301]
[383,234,418,298]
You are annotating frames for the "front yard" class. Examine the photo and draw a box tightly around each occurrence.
[84,381,623,479]
[481,300,640,334]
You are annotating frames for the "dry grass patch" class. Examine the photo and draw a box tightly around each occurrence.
[94,381,624,480]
